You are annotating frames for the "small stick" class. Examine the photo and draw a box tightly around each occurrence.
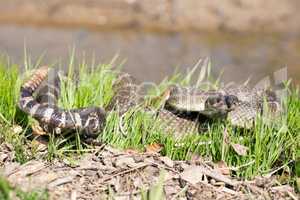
[101,163,150,182]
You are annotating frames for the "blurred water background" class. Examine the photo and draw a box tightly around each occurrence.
[0,0,299,85]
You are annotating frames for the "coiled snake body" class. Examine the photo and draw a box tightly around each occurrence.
[18,66,280,139]
[19,67,106,138]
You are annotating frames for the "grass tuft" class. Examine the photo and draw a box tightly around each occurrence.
[0,56,299,185]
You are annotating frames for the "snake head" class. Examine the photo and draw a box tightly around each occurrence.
[81,107,106,138]
[224,95,239,110]
[204,94,239,117]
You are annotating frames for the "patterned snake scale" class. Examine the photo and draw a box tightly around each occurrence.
[105,73,240,137]
[18,66,106,138]
[18,66,281,139]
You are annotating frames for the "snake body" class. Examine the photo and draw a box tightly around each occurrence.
[18,66,280,138]
[103,71,238,137]
[18,66,106,138]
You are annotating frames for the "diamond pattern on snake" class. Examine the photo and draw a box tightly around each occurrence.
[18,66,281,140]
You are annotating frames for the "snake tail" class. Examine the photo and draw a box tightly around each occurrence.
[19,66,106,137]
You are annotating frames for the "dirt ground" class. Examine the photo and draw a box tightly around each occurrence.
[0,142,297,200]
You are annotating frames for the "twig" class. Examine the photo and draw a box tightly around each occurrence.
[263,160,294,178]
[101,163,149,182]
[7,161,46,177]
[220,187,237,195]
[286,191,298,200]
[245,184,270,198]
[271,185,297,200]
[117,190,141,196]
[230,160,255,171]
[171,185,188,200]
[144,159,177,173]
[48,176,74,188]
[199,167,238,187]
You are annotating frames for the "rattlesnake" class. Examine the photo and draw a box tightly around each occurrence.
[18,66,281,139]
[18,66,106,139]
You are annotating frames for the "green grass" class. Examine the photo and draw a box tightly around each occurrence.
[0,56,299,188]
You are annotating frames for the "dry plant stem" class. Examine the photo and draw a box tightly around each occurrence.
[171,185,188,200]
[101,163,150,182]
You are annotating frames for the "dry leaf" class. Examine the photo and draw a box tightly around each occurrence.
[145,143,163,154]
[30,139,47,152]
[161,88,171,101]
[11,125,23,134]
[114,156,136,168]
[160,156,174,168]
[148,88,171,106]
[124,148,139,154]
[180,165,237,186]
[32,124,47,136]
[180,166,204,184]
[216,160,231,175]
[231,143,248,156]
